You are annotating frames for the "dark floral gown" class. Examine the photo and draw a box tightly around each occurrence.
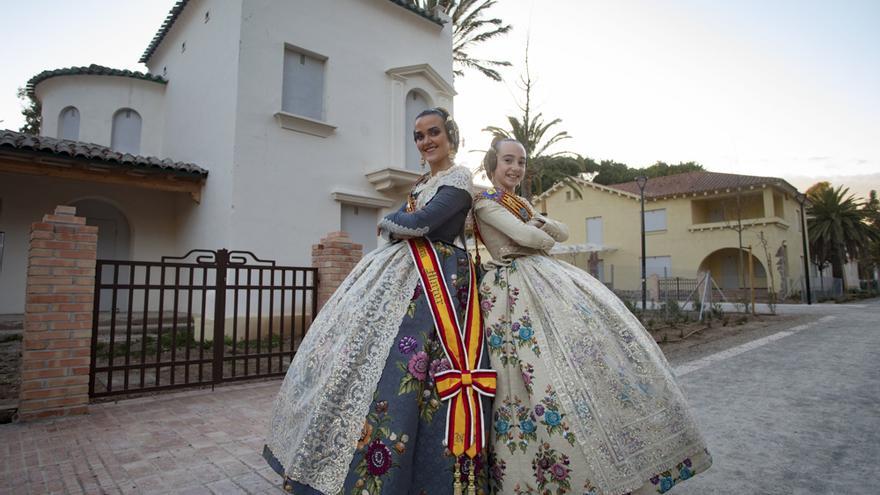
[264,168,491,495]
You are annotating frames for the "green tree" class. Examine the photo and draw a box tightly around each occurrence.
[16,87,41,135]
[590,160,637,185]
[534,155,586,196]
[414,0,512,81]
[807,185,879,289]
[858,190,880,282]
[644,161,704,178]
[483,51,579,198]
[805,181,830,197]
[590,160,704,185]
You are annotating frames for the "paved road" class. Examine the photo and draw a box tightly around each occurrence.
[1,300,877,494]
[670,298,880,494]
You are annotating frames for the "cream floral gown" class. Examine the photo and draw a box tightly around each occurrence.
[473,189,711,495]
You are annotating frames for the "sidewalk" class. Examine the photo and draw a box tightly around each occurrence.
[0,381,285,494]
[639,300,875,315]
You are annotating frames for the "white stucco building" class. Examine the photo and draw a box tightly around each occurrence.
[0,0,455,314]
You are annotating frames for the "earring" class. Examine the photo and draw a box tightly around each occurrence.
[420,156,426,168]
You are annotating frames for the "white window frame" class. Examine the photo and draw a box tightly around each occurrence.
[404,89,431,171]
[644,208,667,232]
[586,216,603,245]
[57,106,80,141]
[275,43,336,137]
[110,108,142,155]
[341,204,379,253]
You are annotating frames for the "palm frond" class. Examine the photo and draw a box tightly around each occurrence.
[413,0,512,82]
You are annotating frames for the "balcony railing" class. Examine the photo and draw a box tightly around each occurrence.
[688,217,790,232]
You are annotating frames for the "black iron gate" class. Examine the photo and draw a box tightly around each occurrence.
[88,249,318,398]
[658,277,698,302]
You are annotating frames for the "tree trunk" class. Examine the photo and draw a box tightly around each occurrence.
[521,179,533,201]
[831,244,847,291]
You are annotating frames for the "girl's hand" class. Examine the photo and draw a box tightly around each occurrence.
[527,217,545,228]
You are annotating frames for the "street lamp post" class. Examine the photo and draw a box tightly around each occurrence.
[636,175,648,311]
[795,193,812,304]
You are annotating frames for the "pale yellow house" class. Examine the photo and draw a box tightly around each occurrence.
[534,171,810,298]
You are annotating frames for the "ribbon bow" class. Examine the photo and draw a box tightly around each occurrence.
[407,238,496,457]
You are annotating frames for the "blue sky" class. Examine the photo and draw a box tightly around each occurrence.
[1,0,878,196]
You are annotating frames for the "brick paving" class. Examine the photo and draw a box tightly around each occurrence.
[5,301,877,494]
[0,381,285,494]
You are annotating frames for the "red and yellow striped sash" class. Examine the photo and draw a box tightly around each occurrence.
[479,188,533,223]
[406,238,496,458]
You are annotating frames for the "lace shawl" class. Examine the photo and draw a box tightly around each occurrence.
[266,166,473,495]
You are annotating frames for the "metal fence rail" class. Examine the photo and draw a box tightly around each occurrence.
[658,277,699,301]
[89,249,317,398]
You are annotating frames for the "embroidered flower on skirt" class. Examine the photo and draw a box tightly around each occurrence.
[428,357,450,379]
[366,439,393,476]
[407,351,429,381]
[398,336,418,354]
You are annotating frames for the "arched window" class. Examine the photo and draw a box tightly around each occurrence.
[404,89,431,171]
[111,108,142,155]
[57,106,80,140]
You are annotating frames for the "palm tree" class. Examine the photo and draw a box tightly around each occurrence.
[807,185,879,289]
[412,0,512,81]
[483,49,580,198]
[858,190,880,284]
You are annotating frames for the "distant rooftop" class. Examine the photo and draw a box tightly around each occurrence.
[607,171,800,198]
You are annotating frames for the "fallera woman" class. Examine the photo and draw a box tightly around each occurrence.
[473,137,711,495]
[264,108,494,495]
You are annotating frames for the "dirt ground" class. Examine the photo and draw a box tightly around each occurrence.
[655,312,810,365]
[0,331,21,423]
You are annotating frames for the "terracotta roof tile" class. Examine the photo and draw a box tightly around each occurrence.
[27,64,166,97]
[0,130,207,178]
[606,171,799,198]
[139,0,191,64]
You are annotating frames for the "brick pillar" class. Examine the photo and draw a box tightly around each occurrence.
[19,205,97,421]
[311,231,363,312]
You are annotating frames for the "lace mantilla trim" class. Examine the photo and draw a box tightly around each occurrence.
[377,218,430,237]
[266,244,420,494]
[413,165,472,208]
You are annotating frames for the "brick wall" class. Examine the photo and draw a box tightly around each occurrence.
[19,206,97,421]
[311,231,363,311]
